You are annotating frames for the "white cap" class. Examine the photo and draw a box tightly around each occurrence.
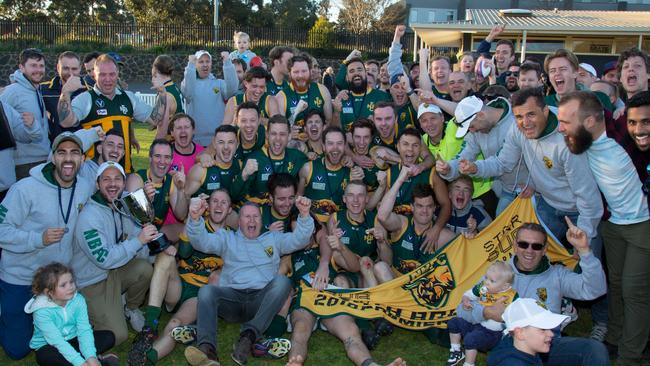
[96,161,126,180]
[417,103,442,119]
[502,298,569,334]
[454,95,483,138]
[579,63,597,78]
[194,50,212,61]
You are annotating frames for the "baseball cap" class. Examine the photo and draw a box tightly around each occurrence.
[194,50,212,61]
[602,60,618,76]
[96,161,126,180]
[417,103,442,119]
[579,63,597,78]
[52,132,83,153]
[454,95,483,138]
[106,52,125,66]
[503,298,570,334]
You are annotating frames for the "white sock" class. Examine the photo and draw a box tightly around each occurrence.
[463,363,474,366]
[450,343,461,352]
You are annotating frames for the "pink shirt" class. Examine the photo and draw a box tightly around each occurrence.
[164,142,204,225]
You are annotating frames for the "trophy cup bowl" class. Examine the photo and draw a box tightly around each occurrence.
[113,188,170,255]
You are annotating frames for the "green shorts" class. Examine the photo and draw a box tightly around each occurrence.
[166,280,200,313]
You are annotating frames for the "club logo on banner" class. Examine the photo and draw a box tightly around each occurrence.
[296,197,577,330]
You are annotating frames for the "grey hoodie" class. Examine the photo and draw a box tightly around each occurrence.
[0,100,43,191]
[181,59,238,146]
[456,253,606,324]
[0,70,50,165]
[72,193,147,288]
[472,113,603,239]
[0,163,95,285]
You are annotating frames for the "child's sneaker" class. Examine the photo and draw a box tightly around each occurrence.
[446,350,465,366]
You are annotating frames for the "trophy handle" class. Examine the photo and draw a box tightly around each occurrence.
[112,198,130,218]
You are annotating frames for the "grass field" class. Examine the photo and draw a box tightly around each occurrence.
[0,123,598,365]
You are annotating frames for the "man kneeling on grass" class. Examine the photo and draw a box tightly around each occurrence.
[183,195,314,366]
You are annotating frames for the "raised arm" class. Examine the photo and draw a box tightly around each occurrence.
[377,165,411,233]
[220,52,239,101]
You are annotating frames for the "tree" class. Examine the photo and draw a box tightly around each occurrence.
[47,0,91,23]
[124,0,212,24]
[269,0,318,29]
[308,15,336,49]
[337,0,391,33]
[0,0,48,21]
[373,2,406,32]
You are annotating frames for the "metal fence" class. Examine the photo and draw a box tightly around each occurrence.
[0,21,422,58]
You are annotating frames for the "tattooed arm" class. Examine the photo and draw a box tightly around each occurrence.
[58,76,85,128]
[145,89,168,127]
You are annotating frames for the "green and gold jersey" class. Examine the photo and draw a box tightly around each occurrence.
[244,147,306,204]
[195,160,245,203]
[390,217,432,274]
[332,209,377,261]
[235,93,271,119]
[290,239,321,288]
[80,89,134,172]
[423,121,492,199]
[234,124,266,161]
[266,78,290,96]
[303,158,350,223]
[339,87,391,132]
[545,90,614,112]
[396,101,417,131]
[385,165,437,216]
[177,220,225,287]
[369,120,408,151]
[261,204,293,233]
[135,169,173,227]
[281,82,326,133]
[164,80,185,114]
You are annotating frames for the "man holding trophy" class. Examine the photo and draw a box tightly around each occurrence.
[72,161,159,346]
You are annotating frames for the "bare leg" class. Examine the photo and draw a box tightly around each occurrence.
[288,309,316,365]
[359,257,378,288]
[449,333,461,345]
[465,349,478,364]
[373,261,394,284]
[278,291,293,317]
[322,315,372,366]
[333,274,352,289]
[152,298,198,360]
[148,253,178,307]
[160,223,184,243]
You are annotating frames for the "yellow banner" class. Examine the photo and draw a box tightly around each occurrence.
[296,197,577,330]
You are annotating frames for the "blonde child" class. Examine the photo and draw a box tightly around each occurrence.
[229,31,257,67]
[25,263,118,366]
[446,261,518,366]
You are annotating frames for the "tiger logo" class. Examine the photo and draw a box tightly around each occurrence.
[402,254,456,308]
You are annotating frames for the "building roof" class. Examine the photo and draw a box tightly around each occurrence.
[411,9,650,47]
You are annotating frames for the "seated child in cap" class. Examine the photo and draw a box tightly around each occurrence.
[229,31,257,67]
[487,298,569,366]
[445,176,492,239]
[446,261,517,366]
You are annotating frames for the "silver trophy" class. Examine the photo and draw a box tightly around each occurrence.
[113,188,170,255]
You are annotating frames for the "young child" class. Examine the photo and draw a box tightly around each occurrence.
[487,298,569,366]
[229,31,257,67]
[25,263,118,366]
[445,176,492,238]
[446,261,518,366]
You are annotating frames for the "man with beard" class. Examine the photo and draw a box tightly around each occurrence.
[41,51,86,141]
[378,63,391,92]
[378,167,455,271]
[277,54,332,134]
[418,49,452,101]
[503,64,520,93]
[624,91,650,195]
[558,91,650,365]
[223,67,278,125]
[126,139,190,242]
[180,50,238,146]
[266,46,294,96]
[333,57,391,132]
[82,52,100,89]
[0,48,48,180]
[78,128,125,178]
[542,49,614,112]
[434,94,529,216]
[517,62,544,90]
[384,128,450,251]
[299,126,364,223]
[244,115,307,205]
[59,54,169,173]
[72,161,157,347]
[128,189,231,365]
[618,47,649,101]
[460,88,603,245]
[185,125,247,205]
[182,194,313,366]
[0,133,96,359]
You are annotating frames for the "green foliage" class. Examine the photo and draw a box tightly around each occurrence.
[308,16,336,49]
[0,0,48,22]
[373,2,407,32]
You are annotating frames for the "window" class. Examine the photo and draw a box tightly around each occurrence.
[573,39,612,54]
[428,11,436,23]
[525,40,565,53]
[643,38,650,53]
[615,37,638,53]
[446,10,455,21]
[409,9,417,24]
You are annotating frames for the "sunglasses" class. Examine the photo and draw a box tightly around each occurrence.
[504,71,519,77]
[516,240,545,251]
[483,94,499,102]
[453,111,478,127]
